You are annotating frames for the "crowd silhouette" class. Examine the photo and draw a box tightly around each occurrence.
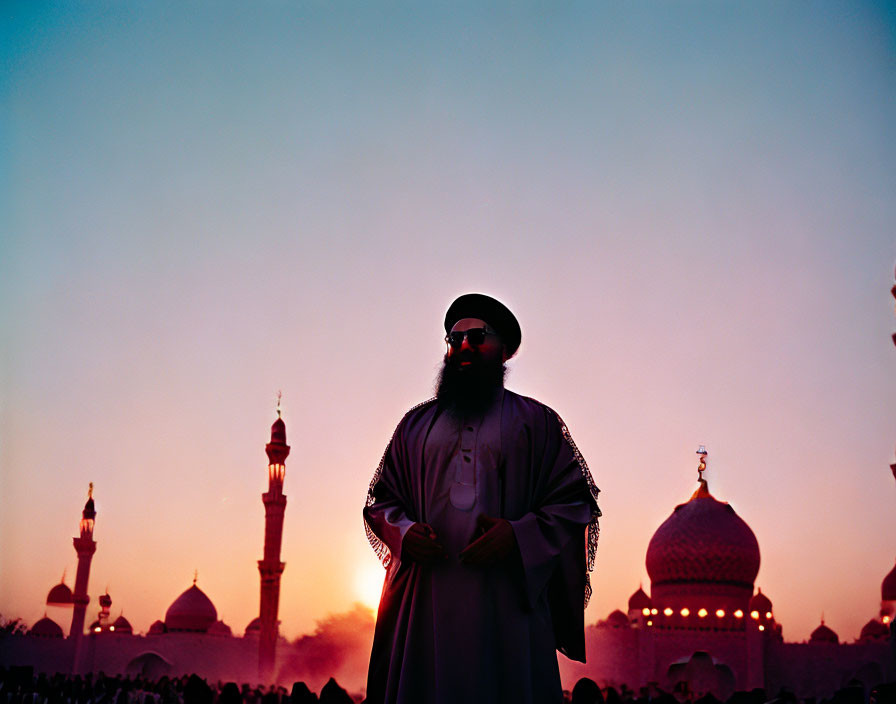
[0,667,892,704]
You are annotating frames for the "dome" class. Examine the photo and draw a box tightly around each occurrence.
[112,615,132,634]
[646,481,760,587]
[148,620,166,635]
[31,617,63,638]
[245,616,261,635]
[606,610,629,628]
[99,592,112,609]
[810,622,838,644]
[859,619,889,641]
[271,417,287,445]
[164,584,218,632]
[46,582,73,606]
[750,588,772,613]
[882,560,896,601]
[265,413,290,465]
[208,620,233,637]
[628,587,652,612]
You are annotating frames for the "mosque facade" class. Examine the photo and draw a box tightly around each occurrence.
[2,434,895,698]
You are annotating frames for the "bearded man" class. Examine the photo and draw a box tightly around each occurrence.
[363,293,600,704]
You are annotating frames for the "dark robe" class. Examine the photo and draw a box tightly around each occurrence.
[363,390,601,704]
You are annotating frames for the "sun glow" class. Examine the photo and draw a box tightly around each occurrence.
[355,560,385,611]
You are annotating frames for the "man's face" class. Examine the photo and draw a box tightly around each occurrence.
[446,317,506,369]
[436,316,508,412]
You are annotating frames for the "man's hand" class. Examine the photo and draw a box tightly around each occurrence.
[401,523,446,564]
[459,514,517,566]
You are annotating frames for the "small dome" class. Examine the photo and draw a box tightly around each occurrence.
[99,592,112,609]
[164,584,217,632]
[859,619,889,641]
[31,617,63,638]
[750,589,773,613]
[148,620,166,635]
[271,417,287,445]
[628,587,652,611]
[245,616,261,635]
[112,615,132,634]
[265,414,290,465]
[208,620,232,637]
[882,560,896,601]
[810,622,838,644]
[46,582,73,606]
[606,610,629,628]
[646,481,760,587]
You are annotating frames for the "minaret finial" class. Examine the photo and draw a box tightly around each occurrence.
[276,390,282,418]
[88,482,93,499]
[689,446,712,500]
[696,446,707,483]
[193,570,198,585]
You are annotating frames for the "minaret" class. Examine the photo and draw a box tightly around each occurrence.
[70,483,96,672]
[258,395,290,682]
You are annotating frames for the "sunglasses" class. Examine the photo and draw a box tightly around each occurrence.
[445,328,498,349]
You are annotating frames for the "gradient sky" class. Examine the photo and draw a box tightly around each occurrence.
[1,2,894,647]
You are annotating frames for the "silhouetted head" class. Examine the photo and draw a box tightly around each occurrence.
[218,683,241,704]
[572,677,604,704]
[318,678,351,704]
[289,682,317,704]
[182,675,212,704]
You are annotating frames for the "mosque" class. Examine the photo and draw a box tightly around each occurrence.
[2,423,894,699]
[559,450,896,699]
[0,408,294,686]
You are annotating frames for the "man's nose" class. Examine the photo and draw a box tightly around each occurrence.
[460,336,474,352]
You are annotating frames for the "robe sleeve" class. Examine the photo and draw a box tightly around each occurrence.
[363,462,416,565]
[510,498,593,610]
[363,413,422,567]
[507,406,597,612]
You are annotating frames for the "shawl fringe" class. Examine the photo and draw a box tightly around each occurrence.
[364,398,436,568]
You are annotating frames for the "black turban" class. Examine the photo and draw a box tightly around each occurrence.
[444,293,522,358]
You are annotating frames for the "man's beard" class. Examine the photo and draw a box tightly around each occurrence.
[435,353,507,415]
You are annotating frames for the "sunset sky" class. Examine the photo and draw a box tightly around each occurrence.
[2,2,894,648]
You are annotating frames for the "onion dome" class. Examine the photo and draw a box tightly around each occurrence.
[265,398,291,465]
[628,586,652,612]
[606,610,629,628]
[646,478,759,588]
[859,619,889,641]
[208,620,232,637]
[750,589,772,614]
[148,620,166,635]
[83,490,96,522]
[46,580,73,606]
[99,592,112,609]
[30,616,63,638]
[112,615,132,634]
[164,584,218,632]
[882,560,896,601]
[271,416,287,445]
[810,621,838,644]
[245,617,261,636]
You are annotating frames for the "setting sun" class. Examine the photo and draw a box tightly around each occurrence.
[355,561,385,612]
